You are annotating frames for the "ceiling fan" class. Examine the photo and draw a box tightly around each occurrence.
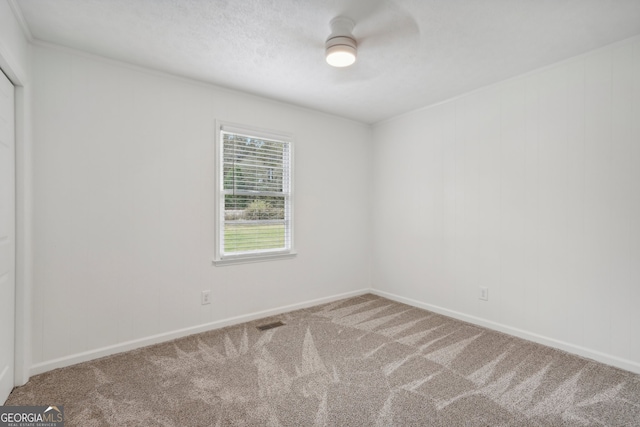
[323,0,420,69]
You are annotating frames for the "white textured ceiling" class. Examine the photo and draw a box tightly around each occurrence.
[15,0,640,123]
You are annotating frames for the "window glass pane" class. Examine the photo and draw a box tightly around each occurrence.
[223,134,286,193]
[224,223,285,253]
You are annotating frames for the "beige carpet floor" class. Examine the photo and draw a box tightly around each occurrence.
[6,294,640,426]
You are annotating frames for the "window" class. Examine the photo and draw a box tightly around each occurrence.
[214,123,294,265]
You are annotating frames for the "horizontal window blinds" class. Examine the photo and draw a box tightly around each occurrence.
[221,130,292,256]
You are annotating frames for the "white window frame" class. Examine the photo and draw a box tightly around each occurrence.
[213,121,296,266]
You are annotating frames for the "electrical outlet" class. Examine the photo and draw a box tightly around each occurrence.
[201,290,211,305]
[479,287,488,301]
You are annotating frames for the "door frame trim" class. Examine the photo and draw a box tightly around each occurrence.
[0,39,32,387]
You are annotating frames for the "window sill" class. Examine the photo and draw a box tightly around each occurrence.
[212,251,297,267]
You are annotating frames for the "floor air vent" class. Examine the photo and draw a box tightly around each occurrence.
[257,321,285,331]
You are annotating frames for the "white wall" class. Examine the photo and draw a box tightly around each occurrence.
[372,36,640,373]
[30,45,371,372]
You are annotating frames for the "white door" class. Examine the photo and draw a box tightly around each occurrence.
[0,69,15,404]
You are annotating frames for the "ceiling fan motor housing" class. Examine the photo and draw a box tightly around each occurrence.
[326,35,357,53]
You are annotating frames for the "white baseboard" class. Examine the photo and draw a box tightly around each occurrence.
[30,288,370,376]
[371,289,640,375]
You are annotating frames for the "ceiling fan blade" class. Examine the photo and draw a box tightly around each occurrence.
[337,0,388,24]
[353,0,419,39]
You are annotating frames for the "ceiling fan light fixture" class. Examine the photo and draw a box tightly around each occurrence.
[325,36,357,67]
[325,16,357,67]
